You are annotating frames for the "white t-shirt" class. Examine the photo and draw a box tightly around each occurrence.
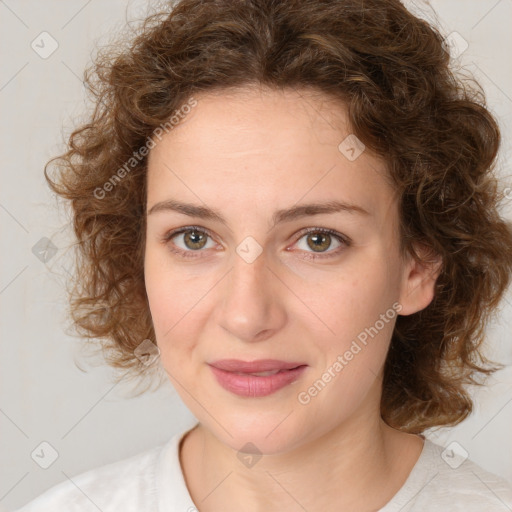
[13,423,512,512]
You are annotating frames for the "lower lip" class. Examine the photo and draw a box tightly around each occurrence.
[209,365,307,397]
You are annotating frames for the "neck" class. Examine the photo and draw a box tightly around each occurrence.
[180,406,424,512]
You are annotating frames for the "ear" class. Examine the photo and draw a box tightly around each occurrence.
[397,243,443,316]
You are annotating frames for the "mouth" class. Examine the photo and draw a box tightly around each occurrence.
[208,359,308,397]
[232,369,284,376]
[209,359,306,372]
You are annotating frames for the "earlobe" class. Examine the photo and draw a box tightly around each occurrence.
[398,245,443,316]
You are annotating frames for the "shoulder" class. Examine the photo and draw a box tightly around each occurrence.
[402,439,512,511]
[13,442,166,512]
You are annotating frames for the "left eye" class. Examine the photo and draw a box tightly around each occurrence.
[294,229,346,255]
[162,226,350,259]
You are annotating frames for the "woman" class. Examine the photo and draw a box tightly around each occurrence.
[16,0,512,510]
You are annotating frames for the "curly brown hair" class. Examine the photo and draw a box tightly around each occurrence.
[45,0,512,433]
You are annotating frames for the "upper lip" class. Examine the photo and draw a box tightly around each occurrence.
[208,359,306,373]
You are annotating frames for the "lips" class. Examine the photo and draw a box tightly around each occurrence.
[208,359,307,397]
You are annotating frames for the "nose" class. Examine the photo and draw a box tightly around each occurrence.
[215,250,287,343]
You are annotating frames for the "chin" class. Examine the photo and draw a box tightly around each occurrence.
[201,408,311,455]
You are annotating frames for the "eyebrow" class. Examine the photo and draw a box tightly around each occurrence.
[147,199,371,228]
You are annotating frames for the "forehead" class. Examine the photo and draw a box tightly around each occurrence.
[146,86,397,225]
[153,85,352,157]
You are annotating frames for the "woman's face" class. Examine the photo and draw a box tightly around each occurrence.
[144,86,434,454]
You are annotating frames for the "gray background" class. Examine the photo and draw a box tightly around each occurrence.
[1,0,511,509]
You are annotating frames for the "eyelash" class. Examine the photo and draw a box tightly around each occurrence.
[161,225,351,260]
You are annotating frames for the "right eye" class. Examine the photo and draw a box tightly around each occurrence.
[162,226,217,258]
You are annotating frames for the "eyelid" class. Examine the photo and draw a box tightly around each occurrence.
[292,226,351,247]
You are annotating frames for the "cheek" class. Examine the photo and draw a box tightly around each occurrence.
[144,251,203,361]
[292,257,398,350]
[295,266,398,420]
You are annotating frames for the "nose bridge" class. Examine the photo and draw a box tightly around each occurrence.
[229,232,271,293]
[228,245,273,312]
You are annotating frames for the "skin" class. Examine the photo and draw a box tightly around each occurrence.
[144,85,441,512]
